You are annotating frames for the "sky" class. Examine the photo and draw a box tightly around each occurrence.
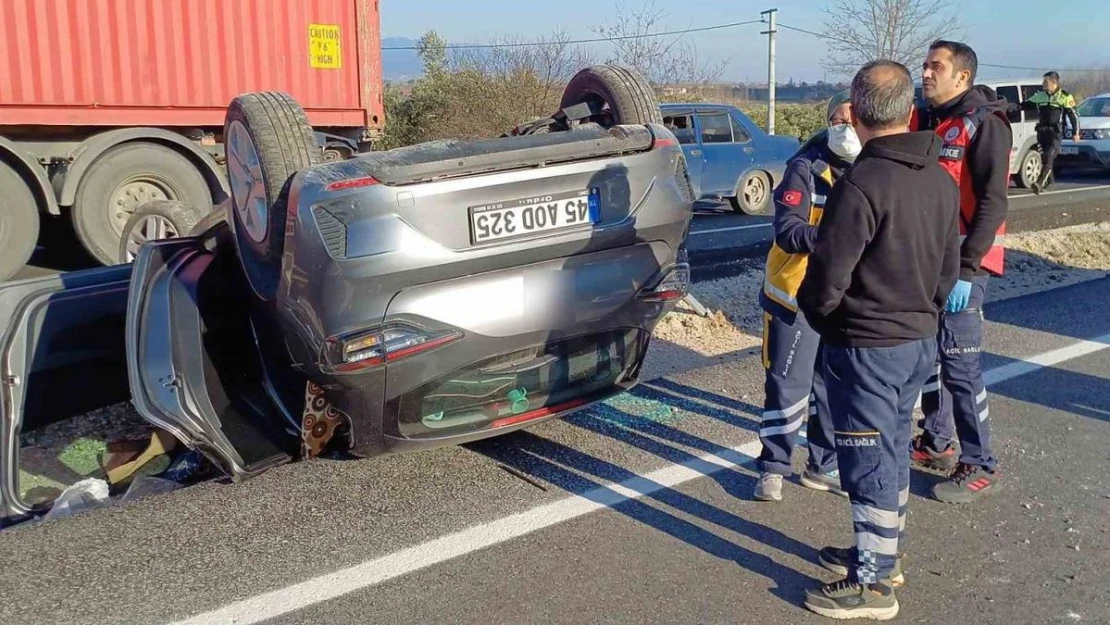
[380,0,1110,83]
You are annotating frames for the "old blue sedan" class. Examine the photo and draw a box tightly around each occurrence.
[661,103,800,215]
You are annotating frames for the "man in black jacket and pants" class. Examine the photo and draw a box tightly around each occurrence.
[799,60,961,621]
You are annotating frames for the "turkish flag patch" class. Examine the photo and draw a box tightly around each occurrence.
[782,190,802,206]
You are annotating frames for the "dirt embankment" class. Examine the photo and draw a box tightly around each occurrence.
[642,222,1110,379]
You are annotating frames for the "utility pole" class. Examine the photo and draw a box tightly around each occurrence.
[760,8,777,135]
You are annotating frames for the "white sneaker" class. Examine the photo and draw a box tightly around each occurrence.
[753,472,784,502]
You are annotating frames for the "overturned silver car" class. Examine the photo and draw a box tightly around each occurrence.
[1,66,693,524]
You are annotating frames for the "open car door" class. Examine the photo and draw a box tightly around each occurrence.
[0,266,133,525]
[125,222,301,482]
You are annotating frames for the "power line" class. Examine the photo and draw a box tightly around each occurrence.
[381,19,764,51]
[776,21,1109,74]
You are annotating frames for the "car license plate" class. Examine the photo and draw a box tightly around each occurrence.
[1061,146,1079,155]
[469,189,599,244]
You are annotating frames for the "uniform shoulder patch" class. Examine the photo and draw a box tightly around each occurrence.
[782,190,803,206]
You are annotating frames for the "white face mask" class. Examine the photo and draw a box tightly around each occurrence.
[827,123,862,161]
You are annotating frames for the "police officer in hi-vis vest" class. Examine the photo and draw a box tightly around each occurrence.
[752,90,856,503]
[913,40,1009,504]
[1021,71,1080,193]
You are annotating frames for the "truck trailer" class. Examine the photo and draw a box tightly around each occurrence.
[0,0,384,277]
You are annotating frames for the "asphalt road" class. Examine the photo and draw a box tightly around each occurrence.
[1,269,1107,623]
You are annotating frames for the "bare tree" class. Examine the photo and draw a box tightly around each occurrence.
[820,0,963,76]
[590,0,727,92]
[454,30,595,119]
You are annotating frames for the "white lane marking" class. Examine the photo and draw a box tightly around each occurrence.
[690,223,772,236]
[1010,184,1110,199]
[915,332,1110,409]
[170,332,1110,625]
[983,334,1110,385]
[170,440,765,625]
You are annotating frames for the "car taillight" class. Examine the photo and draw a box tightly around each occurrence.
[653,135,679,149]
[323,326,462,373]
[325,176,379,191]
[489,399,588,429]
[639,261,691,302]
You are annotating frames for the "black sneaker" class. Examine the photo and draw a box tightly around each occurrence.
[804,578,899,620]
[818,546,905,588]
[910,434,958,472]
[933,462,999,504]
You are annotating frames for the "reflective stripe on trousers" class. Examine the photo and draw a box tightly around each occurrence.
[757,312,837,476]
[920,275,998,470]
[824,339,935,584]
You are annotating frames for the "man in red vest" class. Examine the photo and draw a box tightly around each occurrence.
[912,40,1009,503]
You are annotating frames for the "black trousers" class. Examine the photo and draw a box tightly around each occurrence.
[1037,128,1061,181]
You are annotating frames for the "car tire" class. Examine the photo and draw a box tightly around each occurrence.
[1015,147,1042,189]
[560,64,663,127]
[730,171,772,215]
[71,142,212,266]
[223,91,320,300]
[117,200,204,264]
[0,162,41,281]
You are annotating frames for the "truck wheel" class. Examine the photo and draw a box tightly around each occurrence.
[1015,148,1042,189]
[117,200,204,264]
[0,162,40,281]
[560,64,663,127]
[72,143,212,265]
[224,91,320,300]
[730,171,772,215]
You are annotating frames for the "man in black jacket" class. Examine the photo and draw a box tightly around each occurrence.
[799,60,960,621]
[913,40,1010,504]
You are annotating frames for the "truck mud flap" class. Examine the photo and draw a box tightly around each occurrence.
[0,266,133,524]
[126,226,301,482]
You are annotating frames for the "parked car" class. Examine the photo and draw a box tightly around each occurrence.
[915,78,1053,188]
[660,103,799,215]
[0,66,694,525]
[1058,93,1110,172]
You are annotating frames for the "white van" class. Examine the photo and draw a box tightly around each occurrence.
[915,78,1047,188]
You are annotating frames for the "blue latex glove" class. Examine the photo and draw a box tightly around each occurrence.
[946,280,972,313]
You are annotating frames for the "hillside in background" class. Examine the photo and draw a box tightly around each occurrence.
[382,37,422,81]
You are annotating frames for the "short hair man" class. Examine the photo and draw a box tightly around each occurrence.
[913,39,1012,504]
[1020,70,1081,192]
[798,60,961,620]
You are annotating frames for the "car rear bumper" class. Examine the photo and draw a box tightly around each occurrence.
[300,240,686,456]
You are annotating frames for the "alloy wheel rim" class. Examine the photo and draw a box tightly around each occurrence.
[227,120,269,243]
[124,214,178,262]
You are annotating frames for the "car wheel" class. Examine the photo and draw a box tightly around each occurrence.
[117,200,204,264]
[730,171,772,215]
[560,64,663,127]
[71,143,212,266]
[224,91,320,301]
[0,162,41,281]
[1015,148,1042,189]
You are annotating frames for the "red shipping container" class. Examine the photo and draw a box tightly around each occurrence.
[0,0,384,134]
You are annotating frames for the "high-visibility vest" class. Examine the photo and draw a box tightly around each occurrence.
[930,107,1009,276]
[761,160,837,319]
